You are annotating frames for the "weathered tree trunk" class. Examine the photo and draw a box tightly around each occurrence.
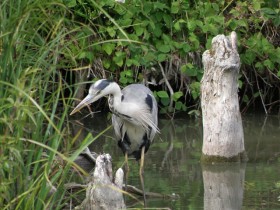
[201,31,247,162]
[202,164,246,210]
[75,154,126,210]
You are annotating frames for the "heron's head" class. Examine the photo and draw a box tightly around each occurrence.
[70,79,115,115]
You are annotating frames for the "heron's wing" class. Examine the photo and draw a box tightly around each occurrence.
[121,84,159,139]
[112,114,123,140]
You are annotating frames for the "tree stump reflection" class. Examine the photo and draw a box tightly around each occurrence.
[202,163,246,210]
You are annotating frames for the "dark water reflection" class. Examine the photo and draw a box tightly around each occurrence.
[72,114,280,209]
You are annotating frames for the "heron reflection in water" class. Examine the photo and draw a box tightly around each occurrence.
[70,79,159,204]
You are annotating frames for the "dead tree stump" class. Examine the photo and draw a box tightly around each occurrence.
[75,154,126,210]
[201,32,247,162]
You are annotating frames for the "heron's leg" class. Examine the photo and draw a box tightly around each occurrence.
[124,152,129,190]
[139,146,147,206]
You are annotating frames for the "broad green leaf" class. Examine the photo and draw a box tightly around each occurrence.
[78,51,93,61]
[252,0,261,10]
[237,19,248,29]
[144,2,153,13]
[175,101,183,110]
[173,91,183,101]
[161,98,170,106]
[174,19,186,31]
[160,107,168,114]
[157,90,169,98]
[191,90,199,100]
[126,58,140,67]
[142,52,156,62]
[174,21,181,31]
[261,37,273,52]
[195,20,203,28]
[181,64,197,77]
[134,25,144,36]
[189,33,200,50]
[103,59,111,69]
[125,70,133,77]
[187,20,197,31]
[107,27,116,37]
[78,51,86,59]
[163,14,172,28]
[253,92,260,98]
[264,59,274,69]
[119,18,132,26]
[242,95,249,103]
[149,20,155,30]
[261,8,277,19]
[196,68,204,81]
[153,2,168,10]
[155,12,163,22]
[190,82,200,99]
[238,80,243,89]
[120,71,126,77]
[172,41,181,49]
[182,43,191,53]
[102,43,115,55]
[255,62,264,70]
[113,55,124,67]
[141,45,149,52]
[244,50,256,64]
[171,2,180,14]
[182,104,187,111]
[157,53,167,62]
[157,44,170,53]
[119,77,127,84]
[65,0,77,7]
[162,34,171,44]
[154,25,162,37]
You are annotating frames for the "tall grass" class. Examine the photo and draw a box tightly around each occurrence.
[0,0,103,209]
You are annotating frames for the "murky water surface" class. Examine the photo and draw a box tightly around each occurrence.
[74,114,280,209]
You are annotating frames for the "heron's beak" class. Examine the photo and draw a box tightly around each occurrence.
[70,94,95,115]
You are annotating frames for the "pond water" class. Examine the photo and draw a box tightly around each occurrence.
[72,113,280,209]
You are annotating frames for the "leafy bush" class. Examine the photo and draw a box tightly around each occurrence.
[65,0,279,114]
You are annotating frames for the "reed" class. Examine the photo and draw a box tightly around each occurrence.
[0,0,101,209]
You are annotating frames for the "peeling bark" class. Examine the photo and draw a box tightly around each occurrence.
[201,32,246,161]
[75,154,126,210]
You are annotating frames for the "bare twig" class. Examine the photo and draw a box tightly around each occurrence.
[158,62,174,109]
[253,66,268,114]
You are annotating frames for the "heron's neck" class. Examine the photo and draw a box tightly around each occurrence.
[108,82,122,110]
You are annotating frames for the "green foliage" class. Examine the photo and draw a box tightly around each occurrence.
[0,0,279,208]
[119,69,134,85]
[62,0,279,114]
[0,0,102,209]
[155,90,170,109]
[154,90,186,114]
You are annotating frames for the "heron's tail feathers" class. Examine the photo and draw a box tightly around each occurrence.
[137,108,160,134]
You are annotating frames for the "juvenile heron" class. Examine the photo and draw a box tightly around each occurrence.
[70,79,159,202]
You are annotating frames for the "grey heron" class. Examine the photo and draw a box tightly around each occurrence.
[70,79,159,203]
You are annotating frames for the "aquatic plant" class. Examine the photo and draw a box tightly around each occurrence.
[0,0,99,208]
